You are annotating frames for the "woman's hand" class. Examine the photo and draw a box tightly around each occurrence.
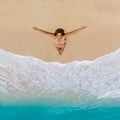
[33,27,39,31]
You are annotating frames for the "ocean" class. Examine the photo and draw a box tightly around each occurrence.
[1,104,120,120]
[0,49,120,120]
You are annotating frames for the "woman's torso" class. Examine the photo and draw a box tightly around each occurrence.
[54,36,66,46]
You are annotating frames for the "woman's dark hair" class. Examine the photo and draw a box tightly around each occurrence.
[54,28,65,36]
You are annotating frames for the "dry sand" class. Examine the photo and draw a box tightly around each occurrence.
[0,0,120,63]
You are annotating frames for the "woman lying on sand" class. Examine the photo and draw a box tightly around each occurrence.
[33,26,87,55]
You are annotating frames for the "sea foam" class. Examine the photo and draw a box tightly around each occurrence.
[0,49,120,101]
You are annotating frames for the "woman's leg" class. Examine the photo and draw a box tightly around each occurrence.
[60,47,65,55]
[56,45,65,55]
[56,47,61,55]
[59,48,63,55]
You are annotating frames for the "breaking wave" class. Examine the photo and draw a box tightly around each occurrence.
[0,48,120,105]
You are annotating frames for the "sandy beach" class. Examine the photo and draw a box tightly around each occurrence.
[0,0,120,63]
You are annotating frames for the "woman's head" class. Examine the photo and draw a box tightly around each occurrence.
[54,28,65,36]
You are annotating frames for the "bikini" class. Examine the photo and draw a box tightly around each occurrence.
[55,37,66,48]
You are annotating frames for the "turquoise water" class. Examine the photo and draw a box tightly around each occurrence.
[0,104,120,120]
[0,98,120,120]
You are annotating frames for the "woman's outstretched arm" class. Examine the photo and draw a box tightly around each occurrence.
[65,26,87,37]
[33,27,55,38]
